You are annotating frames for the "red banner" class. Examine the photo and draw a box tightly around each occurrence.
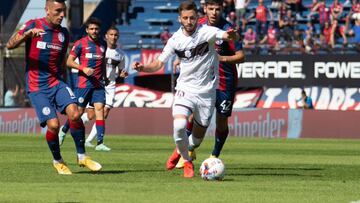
[0,108,42,134]
[138,49,165,76]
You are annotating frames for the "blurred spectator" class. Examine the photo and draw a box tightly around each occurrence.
[321,21,333,48]
[286,0,305,18]
[310,0,330,31]
[234,0,250,29]
[329,0,344,21]
[243,27,257,48]
[226,11,237,25]
[247,0,273,39]
[300,89,314,109]
[348,16,360,51]
[293,29,306,52]
[259,22,280,53]
[279,9,297,44]
[223,0,236,19]
[198,0,206,17]
[160,26,172,45]
[304,28,318,53]
[345,0,360,30]
[4,84,19,107]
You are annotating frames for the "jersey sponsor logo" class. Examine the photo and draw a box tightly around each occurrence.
[85,53,103,59]
[42,107,51,116]
[36,41,47,49]
[58,32,65,42]
[174,41,209,60]
[46,43,62,51]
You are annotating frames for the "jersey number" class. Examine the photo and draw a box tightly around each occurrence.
[220,100,232,112]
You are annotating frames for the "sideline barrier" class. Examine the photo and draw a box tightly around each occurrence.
[1,108,360,139]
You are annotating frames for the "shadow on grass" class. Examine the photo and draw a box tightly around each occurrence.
[75,168,166,175]
[226,167,324,177]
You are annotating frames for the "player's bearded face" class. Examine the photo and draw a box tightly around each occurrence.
[46,1,66,26]
[205,4,222,25]
[179,10,198,34]
[86,24,100,41]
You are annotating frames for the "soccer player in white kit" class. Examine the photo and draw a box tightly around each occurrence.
[132,0,239,178]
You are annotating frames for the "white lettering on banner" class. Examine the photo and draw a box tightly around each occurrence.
[0,112,39,133]
[228,112,286,138]
[233,93,257,108]
[123,90,157,107]
[341,88,357,110]
[263,88,282,108]
[328,88,345,110]
[145,93,173,108]
[237,61,304,78]
[314,62,360,78]
[113,85,131,107]
[288,88,303,109]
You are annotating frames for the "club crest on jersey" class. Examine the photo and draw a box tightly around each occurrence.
[58,32,65,42]
[185,50,191,58]
[42,107,51,116]
[215,40,223,45]
[78,97,84,104]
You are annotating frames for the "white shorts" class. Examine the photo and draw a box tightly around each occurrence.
[172,90,215,127]
[105,86,115,108]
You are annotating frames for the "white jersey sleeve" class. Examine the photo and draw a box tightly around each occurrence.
[158,37,175,63]
[200,25,226,43]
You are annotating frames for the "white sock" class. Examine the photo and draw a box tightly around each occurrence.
[173,118,191,161]
[188,134,203,151]
[86,124,97,143]
[53,158,64,164]
[81,113,89,124]
[77,153,86,160]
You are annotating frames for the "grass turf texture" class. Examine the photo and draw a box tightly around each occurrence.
[0,134,360,203]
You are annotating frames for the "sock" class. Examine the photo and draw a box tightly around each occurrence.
[188,134,203,151]
[77,153,86,161]
[173,118,191,161]
[46,130,62,161]
[62,119,70,133]
[185,120,193,137]
[81,113,90,124]
[86,124,97,143]
[69,120,86,154]
[96,120,105,145]
[212,128,229,157]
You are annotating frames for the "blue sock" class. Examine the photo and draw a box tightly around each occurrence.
[62,120,70,133]
[46,130,62,160]
[69,120,85,154]
[96,120,105,145]
[212,128,229,157]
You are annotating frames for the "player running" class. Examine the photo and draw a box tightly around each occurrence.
[6,0,102,175]
[58,18,110,151]
[132,0,239,178]
[176,0,245,168]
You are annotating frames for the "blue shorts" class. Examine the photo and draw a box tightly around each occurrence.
[75,88,105,108]
[215,89,235,117]
[28,81,77,127]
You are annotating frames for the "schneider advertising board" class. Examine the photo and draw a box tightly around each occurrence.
[237,54,360,87]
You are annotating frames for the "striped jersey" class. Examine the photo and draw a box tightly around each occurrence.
[70,36,106,88]
[198,17,242,92]
[158,24,225,94]
[18,18,69,92]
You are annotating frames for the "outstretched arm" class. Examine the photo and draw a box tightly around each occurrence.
[7,28,45,49]
[222,28,240,42]
[132,59,164,73]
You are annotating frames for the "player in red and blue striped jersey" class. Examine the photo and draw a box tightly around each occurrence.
[175,0,245,168]
[6,0,102,175]
[59,17,110,151]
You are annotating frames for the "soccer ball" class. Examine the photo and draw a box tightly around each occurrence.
[199,157,225,181]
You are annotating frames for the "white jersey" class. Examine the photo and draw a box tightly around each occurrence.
[105,46,126,88]
[158,24,225,94]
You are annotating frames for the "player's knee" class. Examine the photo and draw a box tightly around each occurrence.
[68,110,81,121]
[173,118,187,141]
[47,121,60,132]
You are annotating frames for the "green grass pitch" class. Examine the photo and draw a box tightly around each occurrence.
[0,134,360,203]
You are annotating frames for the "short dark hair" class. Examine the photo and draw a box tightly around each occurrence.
[107,25,119,33]
[178,1,198,14]
[205,0,223,5]
[85,17,102,28]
